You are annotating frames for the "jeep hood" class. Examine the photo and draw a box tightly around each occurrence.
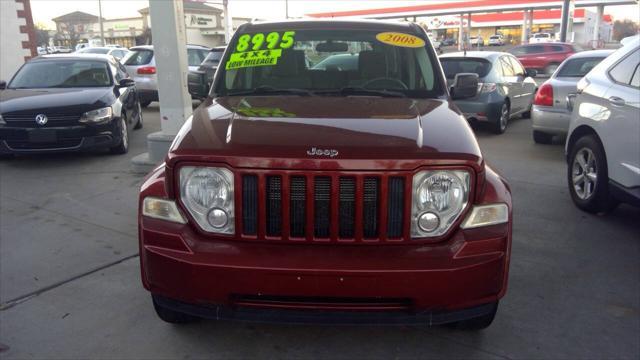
[167,96,483,171]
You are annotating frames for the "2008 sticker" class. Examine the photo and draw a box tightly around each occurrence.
[376,32,425,48]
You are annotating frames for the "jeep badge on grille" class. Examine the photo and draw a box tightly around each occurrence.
[307,147,338,157]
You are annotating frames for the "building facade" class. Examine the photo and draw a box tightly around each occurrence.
[0,0,36,81]
[51,1,250,49]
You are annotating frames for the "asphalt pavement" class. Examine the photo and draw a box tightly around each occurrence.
[0,104,638,359]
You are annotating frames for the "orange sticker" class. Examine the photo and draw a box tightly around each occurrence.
[376,32,425,48]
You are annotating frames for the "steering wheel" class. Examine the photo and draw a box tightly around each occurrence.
[362,77,408,90]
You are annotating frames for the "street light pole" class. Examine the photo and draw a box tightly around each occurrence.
[98,0,105,45]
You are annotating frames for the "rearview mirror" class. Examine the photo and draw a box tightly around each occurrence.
[316,42,349,52]
[118,78,135,88]
[526,69,538,77]
[451,73,479,100]
[0,80,6,90]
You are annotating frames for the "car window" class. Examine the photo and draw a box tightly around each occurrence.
[609,48,640,86]
[124,49,153,65]
[187,48,209,67]
[526,45,546,54]
[312,54,359,71]
[9,60,112,88]
[203,50,224,65]
[500,57,515,76]
[549,45,566,53]
[440,58,492,79]
[556,57,606,77]
[218,28,443,98]
[509,47,525,56]
[508,56,525,76]
[631,64,640,88]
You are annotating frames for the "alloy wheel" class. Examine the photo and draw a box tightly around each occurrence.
[572,148,598,200]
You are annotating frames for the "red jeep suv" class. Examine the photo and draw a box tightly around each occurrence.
[509,42,579,75]
[138,20,513,330]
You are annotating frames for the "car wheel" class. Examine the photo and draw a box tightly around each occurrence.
[140,100,152,108]
[109,113,129,154]
[152,296,199,324]
[545,63,559,75]
[447,302,498,330]
[567,135,618,213]
[133,101,144,130]
[533,130,553,144]
[492,103,509,134]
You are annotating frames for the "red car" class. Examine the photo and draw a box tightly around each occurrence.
[509,42,579,75]
[139,20,513,330]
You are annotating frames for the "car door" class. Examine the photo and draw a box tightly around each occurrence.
[499,56,522,112]
[113,61,136,127]
[601,47,640,189]
[508,56,536,111]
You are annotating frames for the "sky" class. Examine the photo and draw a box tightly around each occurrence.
[31,0,640,29]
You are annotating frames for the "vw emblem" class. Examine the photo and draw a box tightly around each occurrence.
[35,114,48,126]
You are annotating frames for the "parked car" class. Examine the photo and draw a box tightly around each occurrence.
[50,46,72,54]
[427,32,441,50]
[531,50,613,144]
[488,35,505,46]
[36,46,48,55]
[440,51,537,133]
[187,46,225,100]
[139,20,513,330]
[469,36,484,47]
[442,37,457,46]
[77,46,130,62]
[565,35,640,212]
[123,44,209,107]
[0,54,143,155]
[529,33,554,43]
[509,43,579,75]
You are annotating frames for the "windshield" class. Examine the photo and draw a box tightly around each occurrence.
[79,48,110,54]
[216,28,442,98]
[124,49,153,65]
[203,50,224,65]
[9,60,111,88]
[188,48,209,67]
[440,58,492,79]
[556,57,606,77]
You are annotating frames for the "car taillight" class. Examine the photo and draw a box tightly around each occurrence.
[137,66,156,75]
[534,83,553,106]
[477,82,497,94]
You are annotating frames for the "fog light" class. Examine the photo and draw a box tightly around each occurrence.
[207,208,228,228]
[418,212,439,232]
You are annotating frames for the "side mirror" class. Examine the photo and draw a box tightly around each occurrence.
[118,78,135,88]
[0,80,6,90]
[526,69,538,77]
[451,73,479,100]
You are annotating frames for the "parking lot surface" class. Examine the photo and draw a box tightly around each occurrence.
[0,105,638,359]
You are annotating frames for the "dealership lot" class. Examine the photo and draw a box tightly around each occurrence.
[0,104,638,358]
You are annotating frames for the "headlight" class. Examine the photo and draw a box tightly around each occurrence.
[411,170,470,238]
[179,166,234,234]
[80,106,112,123]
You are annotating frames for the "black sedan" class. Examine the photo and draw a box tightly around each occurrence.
[0,54,143,156]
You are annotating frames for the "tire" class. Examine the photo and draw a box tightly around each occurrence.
[448,302,498,330]
[140,100,152,108]
[109,114,129,154]
[133,101,144,130]
[533,130,553,144]
[492,102,509,134]
[152,296,199,324]
[545,63,559,76]
[567,135,618,213]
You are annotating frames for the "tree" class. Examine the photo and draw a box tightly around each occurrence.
[613,19,639,41]
[35,22,50,47]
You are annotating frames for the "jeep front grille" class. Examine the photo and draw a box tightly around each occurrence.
[237,171,410,243]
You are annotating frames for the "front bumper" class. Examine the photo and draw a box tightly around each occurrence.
[531,105,571,135]
[0,120,121,154]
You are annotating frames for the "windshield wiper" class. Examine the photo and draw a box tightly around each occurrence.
[316,87,407,98]
[227,86,314,97]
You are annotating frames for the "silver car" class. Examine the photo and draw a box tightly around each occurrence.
[565,35,640,212]
[76,46,130,62]
[531,50,613,144]
[123,44,209,107]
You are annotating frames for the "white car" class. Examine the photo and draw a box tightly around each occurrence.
[565,35,640,212]
[529,33,553,43]
[469,36,484,47]
[488,35,505,46]
[76,46,130,62]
